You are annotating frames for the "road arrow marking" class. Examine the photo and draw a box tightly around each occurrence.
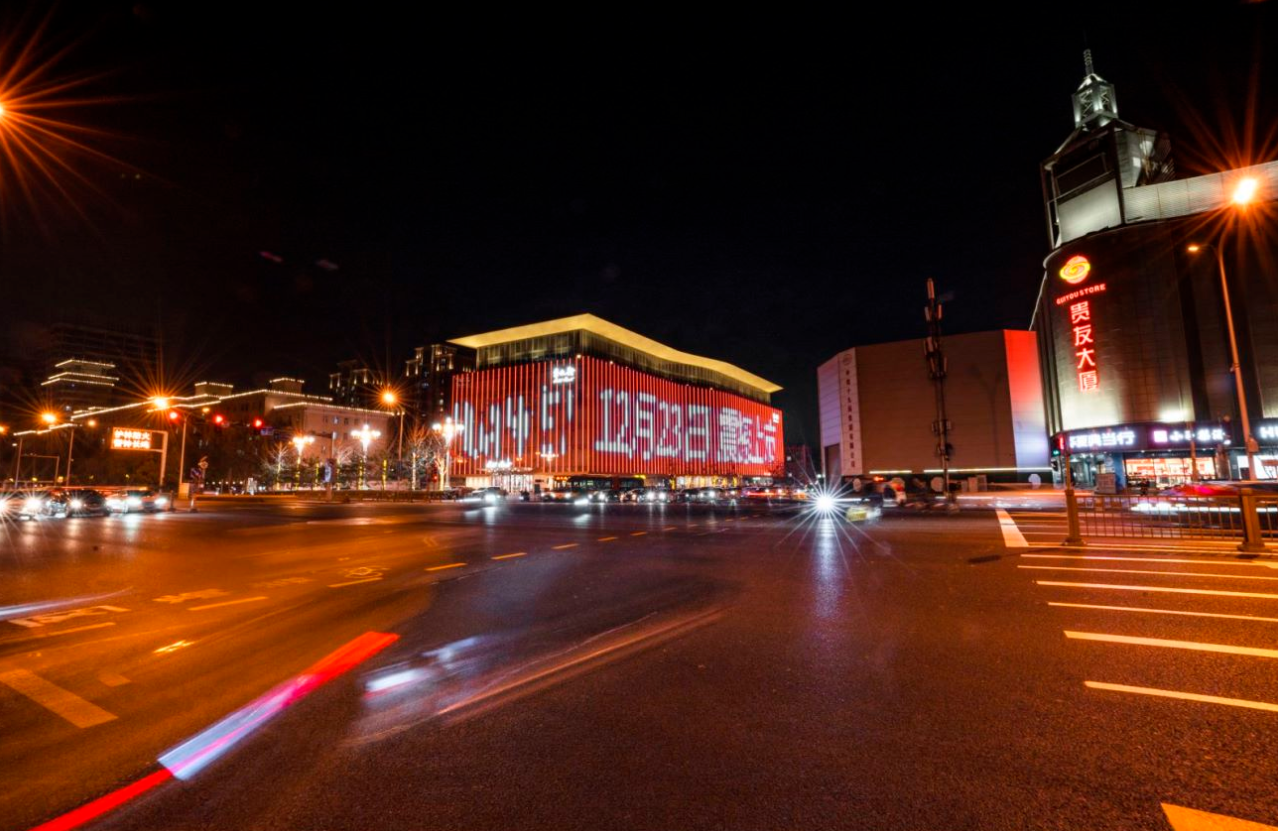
[1164,802,1278,830]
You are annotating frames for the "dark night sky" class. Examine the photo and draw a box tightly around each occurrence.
[1,2,1276,446]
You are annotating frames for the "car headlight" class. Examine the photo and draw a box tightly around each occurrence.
[154,497,168,506]
[70,499,84,510]
[24,498,44,512]
[815,494,836,512]
[127,496,143,507]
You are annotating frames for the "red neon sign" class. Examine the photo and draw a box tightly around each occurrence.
[450,356,783,477]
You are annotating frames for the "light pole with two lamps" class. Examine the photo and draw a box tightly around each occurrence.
[432,417,463,491]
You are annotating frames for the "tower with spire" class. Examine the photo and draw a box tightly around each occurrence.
[1039,51,1174,249]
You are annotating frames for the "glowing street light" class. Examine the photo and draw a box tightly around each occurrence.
[1232,176,1259,206]
[381,389,405,463]
[352,423,381,489]
[40,412,58,425]
[432,417,463,491]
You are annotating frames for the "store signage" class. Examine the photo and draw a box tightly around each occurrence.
[1059,254,1091,284]
[1067,427,1137,451]
[1150,426,1228,445]
[1258,422,1278,442]
[551,365,576,385]
[111,427,153,450]
[1069,299,1099,393]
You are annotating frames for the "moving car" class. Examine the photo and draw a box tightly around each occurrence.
[17,490,67,519]
[64,488,109,517]
[105,488,170,514]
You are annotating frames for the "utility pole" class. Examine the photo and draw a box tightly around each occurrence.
[924,279,955,506]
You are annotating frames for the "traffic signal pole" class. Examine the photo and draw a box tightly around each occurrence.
[924,279,955,506]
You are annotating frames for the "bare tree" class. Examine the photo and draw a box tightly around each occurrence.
[405,423,447,490]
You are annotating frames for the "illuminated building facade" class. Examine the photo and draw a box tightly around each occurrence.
[447,315,784,490]
[817,331,1049,485]
[1035,53,1278,486]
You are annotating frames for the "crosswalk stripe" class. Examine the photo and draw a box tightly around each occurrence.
[1021,565,1278,581]
[1024,553,1277,568]
[1037,580,1278,600]
[1066,630,1278,659]
[0,669,117,728]
[1048,602,1278,624]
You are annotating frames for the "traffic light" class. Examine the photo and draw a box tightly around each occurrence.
[167,410,181,422]
[252,417,264,430]
[213,414,225,426]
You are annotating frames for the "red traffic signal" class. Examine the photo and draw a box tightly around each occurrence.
[213,414,225,426]
[252,417,264,429]
[167,410,181,422]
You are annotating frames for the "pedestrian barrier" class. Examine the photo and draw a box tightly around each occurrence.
[1065,489,1278,550]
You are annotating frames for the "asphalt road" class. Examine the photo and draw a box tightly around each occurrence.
[1,498,1276,830]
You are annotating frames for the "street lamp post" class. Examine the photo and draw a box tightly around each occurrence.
[352,423,381,490]
[382,390,404,466]
[432,417,463,491]
[1187,176,1263,479]
[292,434,315,488]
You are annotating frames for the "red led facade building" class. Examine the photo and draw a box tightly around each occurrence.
[447,315,783,487]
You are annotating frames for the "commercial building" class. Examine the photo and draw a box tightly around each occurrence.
[817,331,1049,484]
[1034,52,1278,487]
[446,314,784,491]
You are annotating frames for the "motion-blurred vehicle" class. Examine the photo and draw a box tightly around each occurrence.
[590,488,621,503]
[65,488,109,517]
[18,490,67,519]
[542,487,587,502]
[105,488,170,514]
[626,487,670,503]
[1158,480,1278,497]
[0,491,22,518]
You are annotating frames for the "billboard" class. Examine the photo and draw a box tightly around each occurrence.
[111,427,154,451]
[450,357,783,477]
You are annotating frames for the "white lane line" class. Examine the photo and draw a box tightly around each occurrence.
[1163,802,1278,831]
[1065,630,1278,659]
[552,544,578,550]
[1088,681,1278,715]
[630,531,648,537]
[18,622,117,640]
[0,669,117,728]
[188,596,269,611]
[995,508,1028,548]
[1037,580,1278,600]
[328,577,383,587]
[1021,565,1278,582]
[426,562,467,571]
[663,526,676,531]
[1024,553,1278,568]
[492,552,526,560]
[1049,602,1278,624]
[597,537,618,542]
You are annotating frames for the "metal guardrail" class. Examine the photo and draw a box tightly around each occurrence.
[1068,489,1278,550]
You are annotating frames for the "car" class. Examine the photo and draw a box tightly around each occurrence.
[476,487,506,505]
[105,488,170,514]
[64,488,109,517]
[590,489,621,503]
[542,488,587,503]
[0,491,23,519]
[626,487,670,503]
[1158,480,1278,497]
[17,490,67,519]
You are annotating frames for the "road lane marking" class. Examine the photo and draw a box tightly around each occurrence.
[597,536,618,542]
[1163,802,1278,831]
[1087,681,1278,715]
[8,605,129,629]
[1021,565,1278,582]
[1024,553,1278,568]
[663,526,676,531]
[552,544,578,550]
[1049,602,1278,624]
[1036,581,1278,600]
[98,672,130,687]
[492,552,526,560]
[0,669,117,728]
[154,589,229,604]
[630,531,647,537]
[1065,630,1278,659]
[328,577,383,587]
[426,562,467,571]
[20,622,117,640]
[188,596,269,611]
[995,508,1029,548]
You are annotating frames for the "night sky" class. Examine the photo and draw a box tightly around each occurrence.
[1,2,1275,447]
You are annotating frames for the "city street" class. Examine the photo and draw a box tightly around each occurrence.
[2,500,1276,830]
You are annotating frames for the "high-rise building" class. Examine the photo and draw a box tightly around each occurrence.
[1034,52,1278,487]
[404,344,474,426]
[328,360,387,410]
[37,320,161,411]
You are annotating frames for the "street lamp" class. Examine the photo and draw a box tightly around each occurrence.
[432,417,463,491]
[292,434,315,487]
[352,423,381,489]
[1184,174,1263,479]
[381,389,405,464]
